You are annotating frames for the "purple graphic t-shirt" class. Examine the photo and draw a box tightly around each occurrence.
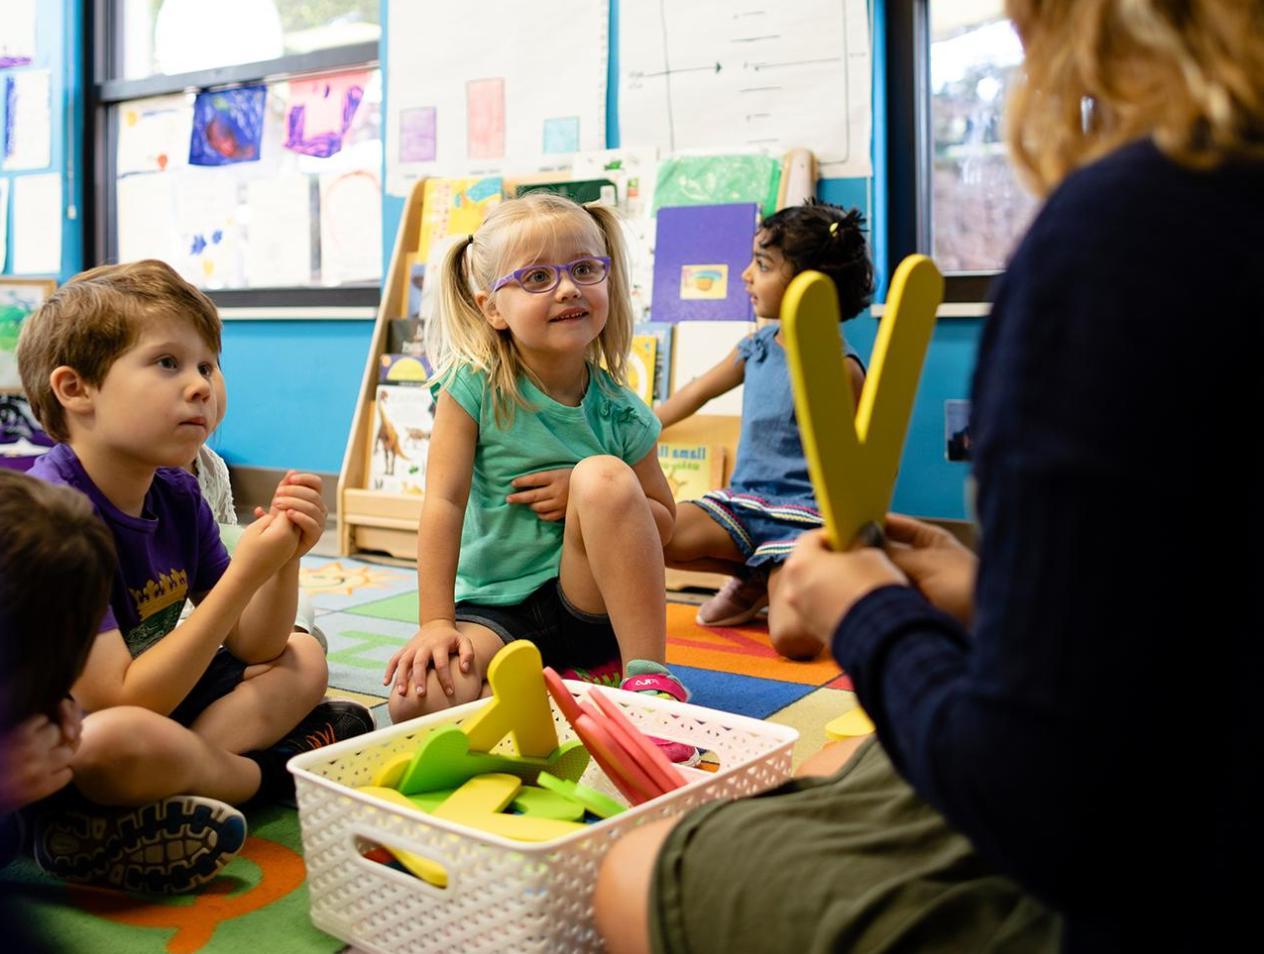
[29,444,230,657]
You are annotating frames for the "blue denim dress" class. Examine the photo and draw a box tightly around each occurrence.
[693,323,863,568]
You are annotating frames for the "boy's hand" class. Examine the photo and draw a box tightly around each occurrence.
[383,621,474,699]
[0,705,81,812]
[506,467,572,522]
[256,471,326,556]
[234,510,300,584]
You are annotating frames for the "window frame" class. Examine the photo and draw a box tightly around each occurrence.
[883,0,1005,305]
[87,1,382,309]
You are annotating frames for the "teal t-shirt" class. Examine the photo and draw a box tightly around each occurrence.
[441,363,661,606]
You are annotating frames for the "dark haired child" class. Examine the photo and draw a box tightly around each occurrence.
[0,470,115,844]
[656,200,874,658]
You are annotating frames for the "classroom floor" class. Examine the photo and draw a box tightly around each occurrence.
[305,540,860,769]
[3,531,860,954]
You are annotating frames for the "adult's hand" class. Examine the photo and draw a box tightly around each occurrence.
[883,514,978,627]
[779,529,909,647]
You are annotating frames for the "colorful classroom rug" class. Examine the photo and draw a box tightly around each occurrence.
[9,555,858,953]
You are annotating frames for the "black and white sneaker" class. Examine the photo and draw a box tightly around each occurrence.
[33,794,246,894]
[250,699,376,807]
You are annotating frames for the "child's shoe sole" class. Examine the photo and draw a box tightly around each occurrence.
[34,795,246,894]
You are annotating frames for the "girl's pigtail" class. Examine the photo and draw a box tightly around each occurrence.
[583,203,634,389]
[427,234,480,381]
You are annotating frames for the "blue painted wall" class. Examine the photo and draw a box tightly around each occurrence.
[213,320,375,474]
[1,0,84,282]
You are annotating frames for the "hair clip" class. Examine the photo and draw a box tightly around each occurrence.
[829,222,840,236]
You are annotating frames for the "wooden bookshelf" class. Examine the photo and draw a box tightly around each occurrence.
[336,176,428,559]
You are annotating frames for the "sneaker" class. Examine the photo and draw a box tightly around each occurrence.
[695,572,770,627]
[620,662,699,765]
[33,795,246,894]
[251,699,376,807]
[619,659,690,702]
[296,623,329,654]
[558,657,623,687]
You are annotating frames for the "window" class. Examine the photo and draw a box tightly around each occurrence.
[929,1,1036,273]
[91,0,383,306]
[884,0,1038,301]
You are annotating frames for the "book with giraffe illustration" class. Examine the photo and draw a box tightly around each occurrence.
[369,385,435,494]
[657,443,725,501]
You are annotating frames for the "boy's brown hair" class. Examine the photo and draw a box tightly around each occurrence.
[0,469,115,725]
[16,260,222,442]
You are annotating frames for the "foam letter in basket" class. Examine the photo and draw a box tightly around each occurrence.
[459,641,559,757]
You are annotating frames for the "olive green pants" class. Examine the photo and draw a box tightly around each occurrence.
[650,738,1060,954]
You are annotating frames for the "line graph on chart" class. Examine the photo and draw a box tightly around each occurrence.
[619,0,872,178]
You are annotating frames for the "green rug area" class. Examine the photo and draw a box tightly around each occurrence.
[0,804,342,954]
[341,590,418,623]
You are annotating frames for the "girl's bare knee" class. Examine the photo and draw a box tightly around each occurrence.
[387,672,482,723]
[769,621,822,660]
[570,456,639,508]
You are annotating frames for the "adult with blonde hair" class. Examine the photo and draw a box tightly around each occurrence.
[595,2,1262,951]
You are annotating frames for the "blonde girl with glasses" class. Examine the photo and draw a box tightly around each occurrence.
[384,193,694,735]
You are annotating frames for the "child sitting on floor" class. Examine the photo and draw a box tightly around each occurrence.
[0,470,114,862]
[16,260,373,894]
[383,193,691,729]
[655,200,872,658]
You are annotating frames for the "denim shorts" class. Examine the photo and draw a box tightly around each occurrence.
[168,647,247,727]
[455,578,620,671]
[691,490,824,569]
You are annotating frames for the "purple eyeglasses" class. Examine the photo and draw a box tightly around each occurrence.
[491,256,611,294]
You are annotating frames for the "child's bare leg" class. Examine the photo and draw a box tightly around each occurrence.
[796,735,871,777]
[559,456,666,665]
[663,502,747,574]
[71,707,264,806]
[189,635,328,753]
[594,817,677,954]
[767,563,824,659]
[387,623,501,723]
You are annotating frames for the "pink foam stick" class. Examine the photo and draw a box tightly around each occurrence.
[577,700,670,799]
[542,666,585,725]
[588,689,686,792]
[574,714,656,805]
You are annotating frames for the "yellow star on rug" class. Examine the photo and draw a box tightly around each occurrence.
[299,561,405,596]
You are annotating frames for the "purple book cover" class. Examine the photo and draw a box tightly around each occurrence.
[651,203,758,322]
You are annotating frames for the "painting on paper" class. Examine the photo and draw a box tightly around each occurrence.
[189,85,266,166]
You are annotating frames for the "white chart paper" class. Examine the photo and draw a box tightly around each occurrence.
[3,69,52,171]
[11,173,60,274]
[619,0,872,177]
[385,0,608,195]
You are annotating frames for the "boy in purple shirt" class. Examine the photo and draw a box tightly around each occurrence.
[16,260,373,894]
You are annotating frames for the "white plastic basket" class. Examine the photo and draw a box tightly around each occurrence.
[289,681,797,953]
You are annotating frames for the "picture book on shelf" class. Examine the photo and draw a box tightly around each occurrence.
[657,443,724,501]
[513,178,617,206]
[635,321,674,404]
[651,204,758,323]
[416,176,503,261]
[626,334,657,405]
[378,353,432,385]
[369,385,435,495]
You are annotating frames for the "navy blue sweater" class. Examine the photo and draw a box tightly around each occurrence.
[833,140,1262,952]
